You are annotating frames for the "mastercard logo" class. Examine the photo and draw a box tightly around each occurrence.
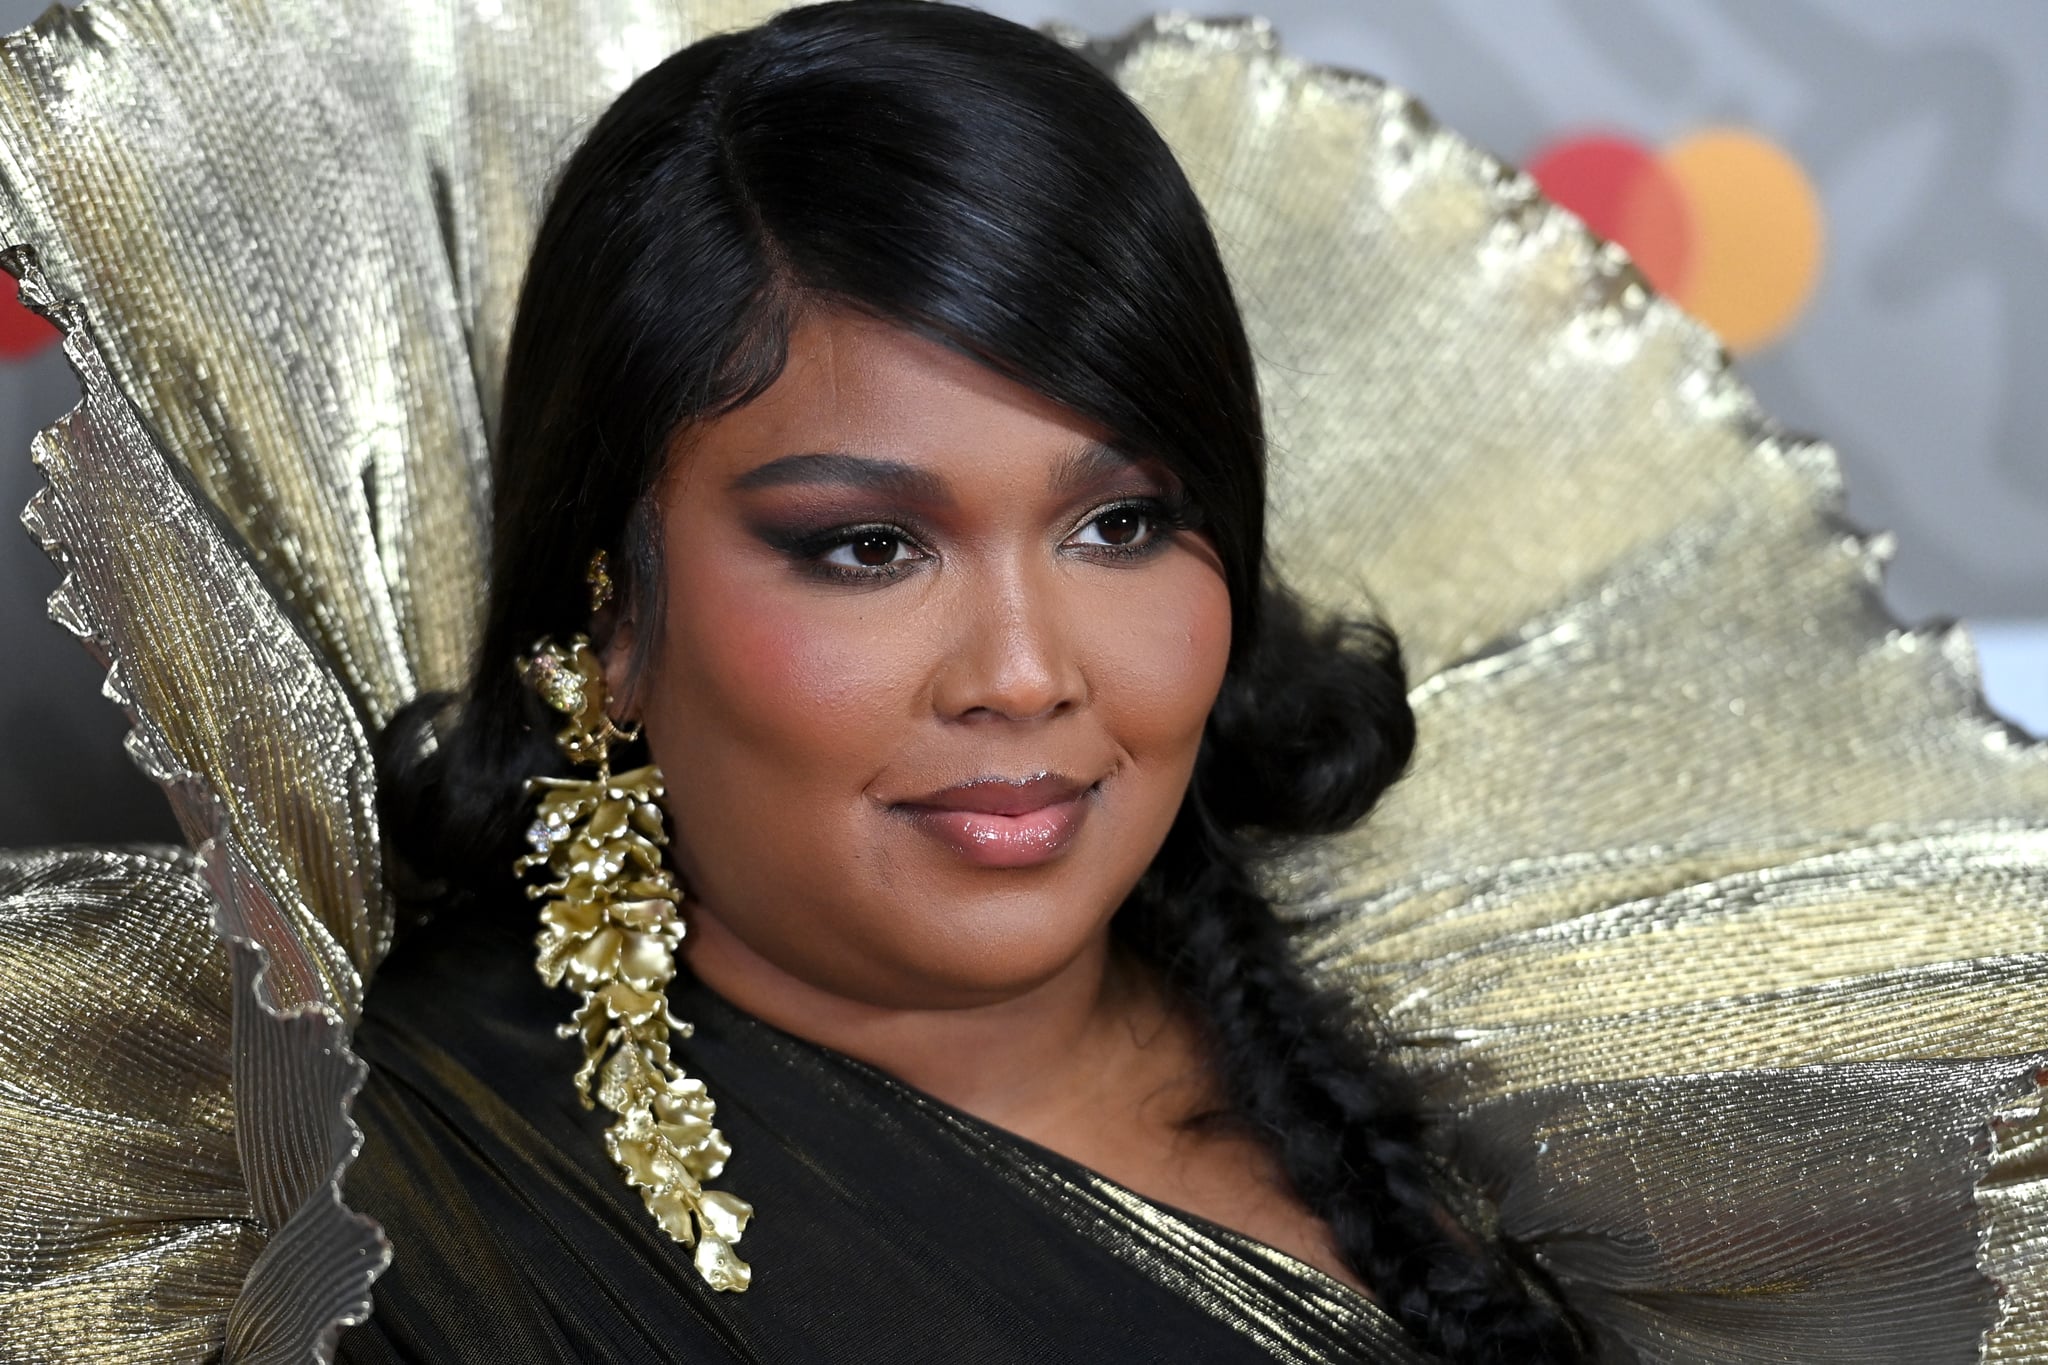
[1528,129,1827,355]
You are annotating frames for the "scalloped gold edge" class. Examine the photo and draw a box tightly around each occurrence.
[3,241,391,1363]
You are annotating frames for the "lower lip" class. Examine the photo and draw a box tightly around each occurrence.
[896,791,1092,868]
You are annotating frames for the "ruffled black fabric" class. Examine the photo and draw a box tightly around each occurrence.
[339,907,1421,1364]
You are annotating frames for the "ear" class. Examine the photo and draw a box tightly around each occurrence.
[595,604,640,722]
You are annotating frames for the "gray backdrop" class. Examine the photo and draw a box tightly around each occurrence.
[2,0,2043,849]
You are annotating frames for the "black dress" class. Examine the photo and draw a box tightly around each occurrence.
[339,906,1425,1364]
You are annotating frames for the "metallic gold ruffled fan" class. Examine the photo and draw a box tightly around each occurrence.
[0,3,2041,1361]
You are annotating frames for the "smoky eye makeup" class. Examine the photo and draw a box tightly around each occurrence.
[743,510,934,584]
[733,448,1202,586]
[1061,491,1194,561]
[751,491,1196,587]
[761,517,937,581]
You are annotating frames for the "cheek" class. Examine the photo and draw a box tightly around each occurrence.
[640,553,938,989]
[659,548,912,773]
[1080,555,1233,762]
[706,600,878,735]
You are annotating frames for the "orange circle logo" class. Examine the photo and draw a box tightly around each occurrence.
[1531,128,1826,354]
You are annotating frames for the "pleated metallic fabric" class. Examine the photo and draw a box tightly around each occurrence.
[0,2,2041,1361]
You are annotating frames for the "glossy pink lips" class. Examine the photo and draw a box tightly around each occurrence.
[895,773,1094,868]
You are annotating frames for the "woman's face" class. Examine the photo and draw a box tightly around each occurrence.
[610,306,1233,1011]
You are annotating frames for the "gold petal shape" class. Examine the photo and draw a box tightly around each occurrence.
[696,1188,753,1243]
[693,1234,752,1293]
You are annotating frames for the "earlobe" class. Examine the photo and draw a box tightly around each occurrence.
[586,548,642,721]
[597,616,640,722]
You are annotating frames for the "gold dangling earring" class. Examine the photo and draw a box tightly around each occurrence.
[515,553,753,1292]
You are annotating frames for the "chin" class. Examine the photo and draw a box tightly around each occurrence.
[837,880,1120,1009]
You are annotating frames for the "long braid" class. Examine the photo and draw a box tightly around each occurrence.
[1148,833,1578,1362]
[1120,589,1584,1363]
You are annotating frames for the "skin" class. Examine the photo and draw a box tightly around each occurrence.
[604,305,1367,1296]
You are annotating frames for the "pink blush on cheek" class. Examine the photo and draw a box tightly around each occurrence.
[680,584,910,747]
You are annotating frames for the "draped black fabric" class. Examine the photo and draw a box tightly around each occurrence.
[339,907,1425,1364]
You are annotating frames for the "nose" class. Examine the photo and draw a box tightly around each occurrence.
[932,565,1086,724]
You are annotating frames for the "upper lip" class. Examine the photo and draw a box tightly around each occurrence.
[898,772,1092,816]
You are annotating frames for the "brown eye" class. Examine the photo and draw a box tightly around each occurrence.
[850,533,901,566]
[820,529,918,573]
[1095,508,1145,546]
[1071,503,1160,552]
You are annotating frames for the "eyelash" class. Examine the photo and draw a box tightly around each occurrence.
[786,495,1192,585]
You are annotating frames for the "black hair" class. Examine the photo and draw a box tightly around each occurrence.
[382,4,1580,1359]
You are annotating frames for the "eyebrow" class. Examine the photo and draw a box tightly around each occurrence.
[727,451,949,500]
[1048,440,1144,497]
[728,441,1144,500]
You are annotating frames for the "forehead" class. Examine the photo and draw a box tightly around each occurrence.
[677,305,1108,481]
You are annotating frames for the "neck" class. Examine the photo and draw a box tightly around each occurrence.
[678,904,1181,1134]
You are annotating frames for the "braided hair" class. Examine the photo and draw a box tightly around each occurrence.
[1123,588,1579,1360]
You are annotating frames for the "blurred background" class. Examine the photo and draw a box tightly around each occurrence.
[1,0,2042,847]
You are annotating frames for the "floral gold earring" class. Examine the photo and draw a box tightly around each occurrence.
[515,553,753,1292]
